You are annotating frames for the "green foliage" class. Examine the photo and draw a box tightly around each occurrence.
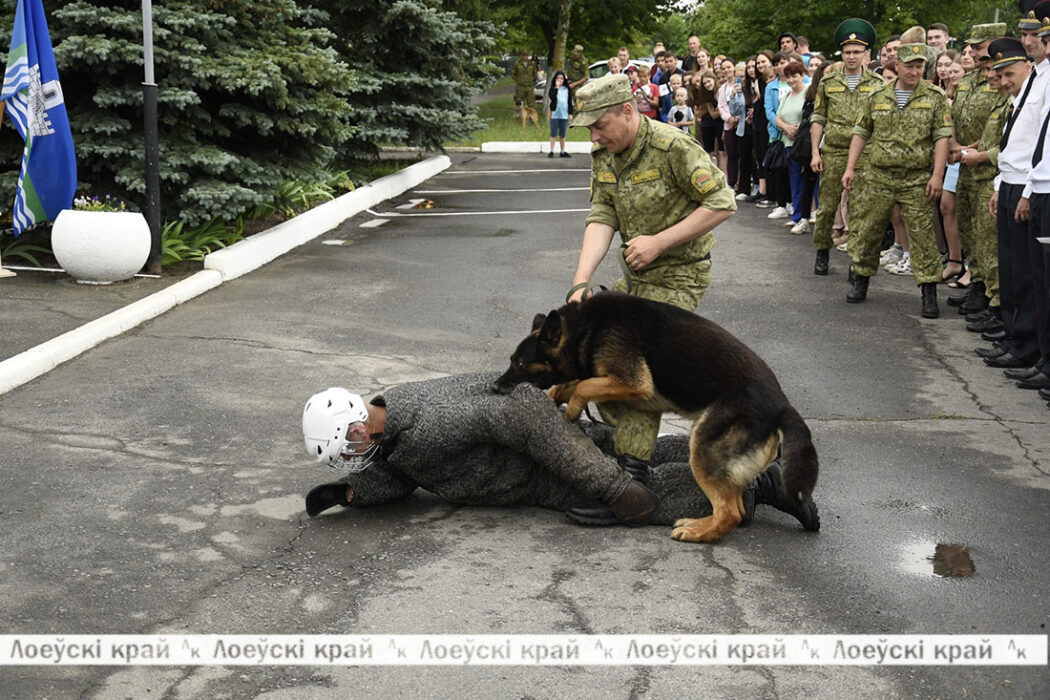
[160,217,242,266]
[688,0,1015,59]
[0,235,51,266]
[311,0,501,161]
[1,0,355,227]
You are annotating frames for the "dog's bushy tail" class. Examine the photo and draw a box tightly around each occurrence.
[778,406,819,504]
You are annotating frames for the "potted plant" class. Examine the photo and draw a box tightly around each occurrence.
[51,195,150,284]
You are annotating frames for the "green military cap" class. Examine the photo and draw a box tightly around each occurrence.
[1019,0,1045,30]
[833,18,876,48]
[572,73,633,127]
[988,37,1027,68]
[897,43,928,62]
[573,44,584,53]
[966,23,1007,44]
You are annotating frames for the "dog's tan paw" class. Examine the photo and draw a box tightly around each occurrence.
[671,516,725,543]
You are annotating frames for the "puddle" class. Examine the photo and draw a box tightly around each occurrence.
[900,542,976,578]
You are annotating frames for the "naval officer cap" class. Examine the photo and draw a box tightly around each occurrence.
[988,37,1028,68]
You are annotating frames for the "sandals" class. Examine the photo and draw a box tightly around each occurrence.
[947,266,972,289]
[942,259,966,284]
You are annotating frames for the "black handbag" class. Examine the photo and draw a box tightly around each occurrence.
[790,102,814,165]
[762,140,787,170]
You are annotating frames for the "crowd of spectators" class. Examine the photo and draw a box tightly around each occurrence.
[538,2,1050,406]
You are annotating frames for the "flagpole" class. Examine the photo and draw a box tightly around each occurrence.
[142,0,161,274]
[0,110,16,278]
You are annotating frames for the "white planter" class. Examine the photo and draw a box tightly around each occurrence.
[51,210,151,284]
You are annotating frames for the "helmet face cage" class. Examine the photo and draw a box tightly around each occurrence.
[303,388,379,474]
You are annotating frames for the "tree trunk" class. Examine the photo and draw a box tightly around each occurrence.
[551,0,571,72]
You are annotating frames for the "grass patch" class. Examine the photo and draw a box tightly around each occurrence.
[450,87,592,146]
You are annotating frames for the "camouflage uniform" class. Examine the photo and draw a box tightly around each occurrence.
[567,52,588,85]
[810,67,883,251]
[849,77,953,282]
[511,58,537,107]
[584,107,736,461]
[971,92,1010,307]
[952,69,1000,291]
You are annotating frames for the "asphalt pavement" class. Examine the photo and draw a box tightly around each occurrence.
[0,152,1048,698]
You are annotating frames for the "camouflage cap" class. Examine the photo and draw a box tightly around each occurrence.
[573,44,584,53]
[965,23,1007,44]
[572,73,633,127]
[897,43,928,63]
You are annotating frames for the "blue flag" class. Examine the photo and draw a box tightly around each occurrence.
[2,0,76,235]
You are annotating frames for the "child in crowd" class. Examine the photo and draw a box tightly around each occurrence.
[667,87,695,133]
[546,70,573,158]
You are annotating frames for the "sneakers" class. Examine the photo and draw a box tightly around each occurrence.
[786,203,795,217]
[755,198,775,208]
[547,151,555,159]
[767,206,789,219]
[559,152,571,158]
[735,192,749,200]
[880,244,903,267]
[790,219,810,235]
[886,256,912,275]
[836,242,849,252]
[782,218,796,227]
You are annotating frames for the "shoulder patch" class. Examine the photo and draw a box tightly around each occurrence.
[691,169,718,195]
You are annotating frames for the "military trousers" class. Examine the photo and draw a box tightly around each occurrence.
[513,85,533,108]
[971,177,999,306]
[849,172,941,284]
[955,171,989,289]
[602,261,712,461]
[812,150,849,251]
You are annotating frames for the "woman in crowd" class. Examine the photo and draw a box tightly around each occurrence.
[717,57,739,184]
[751,50,776,207]
[934,49,959,91]
[764,52,793,219]
[774,61,808,228]
[940,52,969,286]
[691,70,721,161]
[732,61,756,200]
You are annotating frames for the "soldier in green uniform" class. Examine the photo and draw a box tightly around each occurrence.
[810,18,882,276]
[567,44,589,90]
[842,43,953,318]
[565,72,737,479]
[947,23,1007,316]
[511,51,538,111]
[959,48,1012,332]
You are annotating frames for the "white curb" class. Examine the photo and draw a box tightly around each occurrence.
[481,141,592,154]
[0,155,452,396]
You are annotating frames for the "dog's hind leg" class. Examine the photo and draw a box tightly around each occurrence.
[671,417,778,543]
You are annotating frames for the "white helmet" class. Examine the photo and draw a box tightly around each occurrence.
[302,388,381,473]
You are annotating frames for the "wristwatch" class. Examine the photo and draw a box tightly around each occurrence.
[961,149,969,158]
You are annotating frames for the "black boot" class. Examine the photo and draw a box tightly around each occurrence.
[920,282,939,319]
[966,307,1002,332]
[814,249,829,276]
[752,463,820,531]
[306,482,351,517]
[566,455,656,526]
[958,281,988,315]
[846,274,869,303]
[947,279,979,307]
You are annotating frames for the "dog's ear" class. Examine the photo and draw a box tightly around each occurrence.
[531,313,547,332]
[539,309,562,344]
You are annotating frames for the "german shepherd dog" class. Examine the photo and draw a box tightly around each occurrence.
[492,292,819,543]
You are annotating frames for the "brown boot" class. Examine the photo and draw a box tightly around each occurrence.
[608,481,660,526]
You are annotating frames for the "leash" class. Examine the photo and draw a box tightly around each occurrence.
[563,248,634,303]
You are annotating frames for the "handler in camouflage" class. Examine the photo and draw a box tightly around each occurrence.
[511,51,538,109]
[842,43,952,318]
[948,23,1006,315]
[301,374,818,531]
[567,44,589,89]
[809,19,882,276]
[566,72,737,473]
